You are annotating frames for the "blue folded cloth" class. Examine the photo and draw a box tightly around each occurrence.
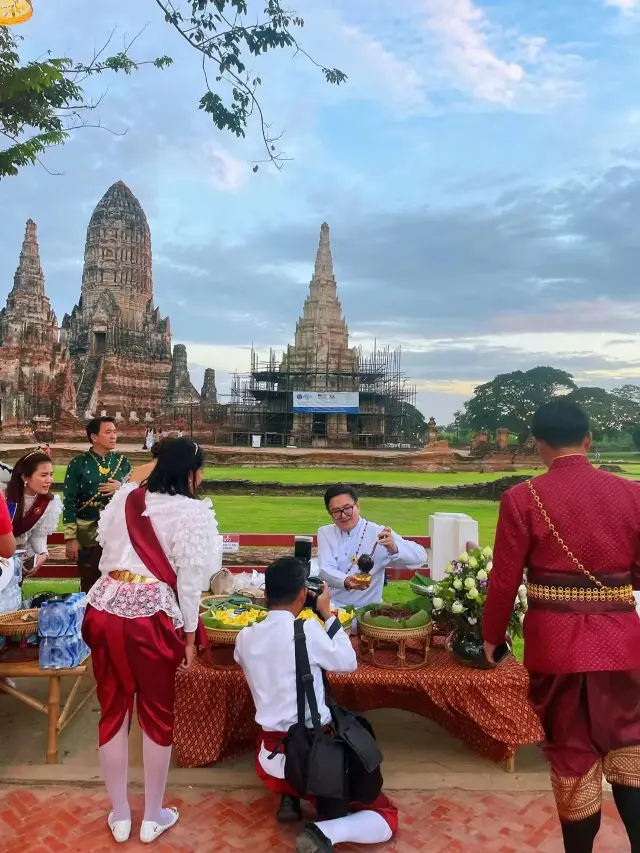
[39,636,90,669]
[38,594,88,638]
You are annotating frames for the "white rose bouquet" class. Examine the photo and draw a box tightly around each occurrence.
[410,546,527,639]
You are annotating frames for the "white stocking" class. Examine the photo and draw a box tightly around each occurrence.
[314,811,393,845]
[142,732,174,826]
[99,715,130,823]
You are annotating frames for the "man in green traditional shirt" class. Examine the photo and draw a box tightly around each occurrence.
[63,417,131,593]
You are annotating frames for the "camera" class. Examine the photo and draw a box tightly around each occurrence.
[295,536,323,611]
[304,576,324,611]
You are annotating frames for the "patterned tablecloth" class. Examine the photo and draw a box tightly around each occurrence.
[173,639,544,768]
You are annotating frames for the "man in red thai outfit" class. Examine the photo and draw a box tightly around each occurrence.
[483,398,640,853]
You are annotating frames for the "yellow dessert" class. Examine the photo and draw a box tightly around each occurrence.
[298,608,353,627]
[211,608,266,628]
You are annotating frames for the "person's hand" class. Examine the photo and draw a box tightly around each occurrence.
[180,643,196,672]
[35,552,49,571]
[345,574,371,591]
[98,479,121,496]
[377,527,398,554]
[65,539,80,562]
[483,641,497,665]
[315,583,333,622]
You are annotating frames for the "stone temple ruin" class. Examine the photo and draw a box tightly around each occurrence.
[0,181,217,440]
[225,223,418,448]
[0,185,417,447]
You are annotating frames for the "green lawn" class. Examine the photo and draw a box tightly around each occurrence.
[207,495,499,544]
[200,467,538,486]
[50,463,534,487]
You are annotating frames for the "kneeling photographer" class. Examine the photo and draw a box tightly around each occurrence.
[234,556,397,853]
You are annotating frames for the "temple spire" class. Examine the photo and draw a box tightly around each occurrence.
[12,219,45,296]
[313,222,334,281]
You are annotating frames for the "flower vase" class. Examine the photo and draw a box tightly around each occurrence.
[445,625,493,670]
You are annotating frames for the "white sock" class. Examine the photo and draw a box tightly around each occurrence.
[314,811,393,845]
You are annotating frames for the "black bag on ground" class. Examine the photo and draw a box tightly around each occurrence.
[283,619,346,801]
[282,619,384,804]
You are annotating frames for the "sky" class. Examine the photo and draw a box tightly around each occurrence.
[3,0,640,423]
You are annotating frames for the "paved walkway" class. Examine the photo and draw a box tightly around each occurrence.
[0,786,629,853]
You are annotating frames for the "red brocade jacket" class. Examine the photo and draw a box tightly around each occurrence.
[482,455,640,674]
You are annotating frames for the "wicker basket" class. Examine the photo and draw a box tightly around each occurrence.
[358,609,432,670]
[0,608,39,637]
[204,626,244,645]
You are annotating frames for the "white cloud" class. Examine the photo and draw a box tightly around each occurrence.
[413,0,584,110]
[340,25,429,115]
[605,0,639,11]
[202,143,248,191]
[419,0,524,105]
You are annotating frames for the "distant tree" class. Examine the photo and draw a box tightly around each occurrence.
[388,401,427,443]
[462,366,576,444]
[567,387,640,440]
[632,425,640,452]
[0,1,346,178]
[611,385,640,405]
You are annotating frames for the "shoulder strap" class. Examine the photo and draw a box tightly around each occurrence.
[293,619,325,737]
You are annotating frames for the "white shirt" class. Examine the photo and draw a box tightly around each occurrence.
[234,610,357,732]
[90,483,221,632]
[318,516,427,609]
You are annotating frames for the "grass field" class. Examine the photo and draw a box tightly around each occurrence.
[207,495,499,543]
[50,464,535,487]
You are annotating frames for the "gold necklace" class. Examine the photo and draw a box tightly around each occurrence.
[92,450,113,477]
[348,522,369,564]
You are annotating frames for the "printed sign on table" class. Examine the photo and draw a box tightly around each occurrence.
[222,534,240,553]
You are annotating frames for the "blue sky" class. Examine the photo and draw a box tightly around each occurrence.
[3,0,640,421]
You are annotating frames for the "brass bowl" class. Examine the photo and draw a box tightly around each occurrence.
[353,573,372,584]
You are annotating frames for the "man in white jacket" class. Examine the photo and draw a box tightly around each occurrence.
[317,484,426,609]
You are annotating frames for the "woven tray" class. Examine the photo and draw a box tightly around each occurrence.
[205,626,243,645]
[358,620,432,642]
[0,609,39,637]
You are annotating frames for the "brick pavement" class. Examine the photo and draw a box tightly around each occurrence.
[0,786,630,853]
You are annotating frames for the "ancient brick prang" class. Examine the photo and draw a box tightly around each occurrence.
[0,220,70,437]
[1,182,211,440]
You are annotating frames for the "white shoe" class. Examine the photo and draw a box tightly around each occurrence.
[140,807,179,844]
[108,812,131,843]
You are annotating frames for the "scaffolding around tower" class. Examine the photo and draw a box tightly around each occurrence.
[218,342,419,449]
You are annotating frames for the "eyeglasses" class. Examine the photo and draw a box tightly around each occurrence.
[329,504,356,519]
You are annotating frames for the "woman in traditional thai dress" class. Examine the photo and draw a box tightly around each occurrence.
[0,452,61,613]
[82,438,221,845]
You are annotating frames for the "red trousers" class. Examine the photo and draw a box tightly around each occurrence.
[529,669,640,778]
[256,732,398,835]
[82,605,185,747]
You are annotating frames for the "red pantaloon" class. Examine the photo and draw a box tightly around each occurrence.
[529,669,640,821]
[82,605,185,747]
[256,731,398,835]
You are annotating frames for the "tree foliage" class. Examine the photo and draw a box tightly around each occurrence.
[384,399,427,443]
[461,366,576,443]
[566,386,640,439]
[1,0,346,178]
[632,425,640,452]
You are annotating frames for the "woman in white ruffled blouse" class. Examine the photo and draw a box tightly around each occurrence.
[0,452,62,612]
[83,438,222,845]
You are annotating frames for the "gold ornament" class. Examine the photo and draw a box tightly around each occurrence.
[0,1,33,25]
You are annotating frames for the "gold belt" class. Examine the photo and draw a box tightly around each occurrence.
[109,570,158,585]
[527,583,634,603]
